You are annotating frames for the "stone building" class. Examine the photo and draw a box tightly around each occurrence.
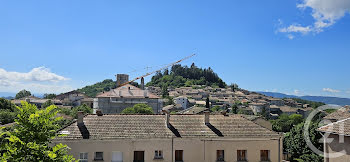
[93,84,163,114]
[55,112,283,162]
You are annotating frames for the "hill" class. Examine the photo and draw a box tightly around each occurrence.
[259,92,350,106]
[146,63,226,88]
[77,79,117,97]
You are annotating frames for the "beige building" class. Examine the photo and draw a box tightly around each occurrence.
[318,118,350,162]
[55,112,282,162]
[93,84,163,114]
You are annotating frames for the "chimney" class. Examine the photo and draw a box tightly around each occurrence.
[204,111,210,125]
[77,111,84,125]
[141,77,145,90]
[96,109,103,116]
[162,110,170,126]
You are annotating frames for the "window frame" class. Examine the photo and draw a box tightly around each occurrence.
[79,152,88,162]
[175,150,183,162]
[154,150,163,159]
[260,150,270,162]
[237,150,247,162]
[216,150,225,162]
[94,151,104,161]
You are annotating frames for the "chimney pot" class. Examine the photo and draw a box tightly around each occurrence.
[77,111,84,125]
[204,111,210,124]
[96,109,103,116]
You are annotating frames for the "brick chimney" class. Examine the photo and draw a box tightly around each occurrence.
[204,111,209,125]
[77,111,84,125]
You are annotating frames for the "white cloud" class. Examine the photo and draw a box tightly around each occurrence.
[0,67,73,94]
[278,0,350,37]
[294,89,301,95]
[323,88,341,93]
[0,67,69,82]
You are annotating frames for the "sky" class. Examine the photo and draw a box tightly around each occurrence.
[0,0,350,98]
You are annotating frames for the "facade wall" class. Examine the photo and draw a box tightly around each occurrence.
[93,97,163,114]
[55,137,282,162]
[324,134,350,162]
[174,97,188,109]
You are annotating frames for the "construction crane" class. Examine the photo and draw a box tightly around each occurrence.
[116,53,196,88]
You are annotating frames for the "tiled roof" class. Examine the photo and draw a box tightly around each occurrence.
[96,84,159,99]
[178,106,208,114]
[324,108,350,121]
[318,118,350,136]
[57,115,175,140]
[56,114,280,140]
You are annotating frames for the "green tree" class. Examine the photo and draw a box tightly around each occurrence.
[162,85,169,98]
[15,89,31,99]
[43,93,57,99]
[284,122,323,162]
[0,98,18,124]
[71,104,92,119]
[211,105,222,112]
[0,102,76,161]
[121,104,154,114]
[229,83,239,92]
[271,114,304,132]
[232,104,238,114]
[42,100,54,108]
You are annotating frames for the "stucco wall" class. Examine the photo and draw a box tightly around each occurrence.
[324,134,350,162]
[55,137,282,162]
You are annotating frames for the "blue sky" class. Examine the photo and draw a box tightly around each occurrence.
[0,0,350,98]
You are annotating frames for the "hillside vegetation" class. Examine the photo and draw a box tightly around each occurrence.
[77,79,116,97]
[146,63,226,88]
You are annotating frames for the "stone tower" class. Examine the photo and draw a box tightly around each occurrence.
[116,74,129,87]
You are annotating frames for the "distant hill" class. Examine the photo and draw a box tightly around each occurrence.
[258,92,350,106]
[146,63,226,88]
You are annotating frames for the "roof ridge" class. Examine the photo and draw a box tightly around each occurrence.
[318,117,350,131]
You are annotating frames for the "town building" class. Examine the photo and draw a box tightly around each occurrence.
[93,84,163,114]
[55,112,283,162]
[174,96,189,109]
[318,118,350,162]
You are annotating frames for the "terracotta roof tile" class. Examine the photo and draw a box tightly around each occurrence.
[96,84,159,99]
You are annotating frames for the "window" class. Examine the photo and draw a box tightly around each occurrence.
[111,151,123,162]
[216,150,224,162]
[260,150,270,161]
[134,151,144,162]
[154,150,163,159]
[79,152,88,162]
[94,152,103,161]
[237,150,247,161]
[175,150,183,162]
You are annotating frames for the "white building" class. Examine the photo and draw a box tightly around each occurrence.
[174,96,189,109]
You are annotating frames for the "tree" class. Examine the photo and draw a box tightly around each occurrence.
[0,98,18,124]
[162,85,169,98]
[232,104,238,114]
[271,114,304,132]
[42,100,54,108]
[229,83,239,92]
[71,104,92,119]
[283,122,323,162]
[0,102,76,161]
[43,94,57,99]
[15,89,31,99]
[121,104,153,114]
[205,97,210,108]
[0,98,16,111]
